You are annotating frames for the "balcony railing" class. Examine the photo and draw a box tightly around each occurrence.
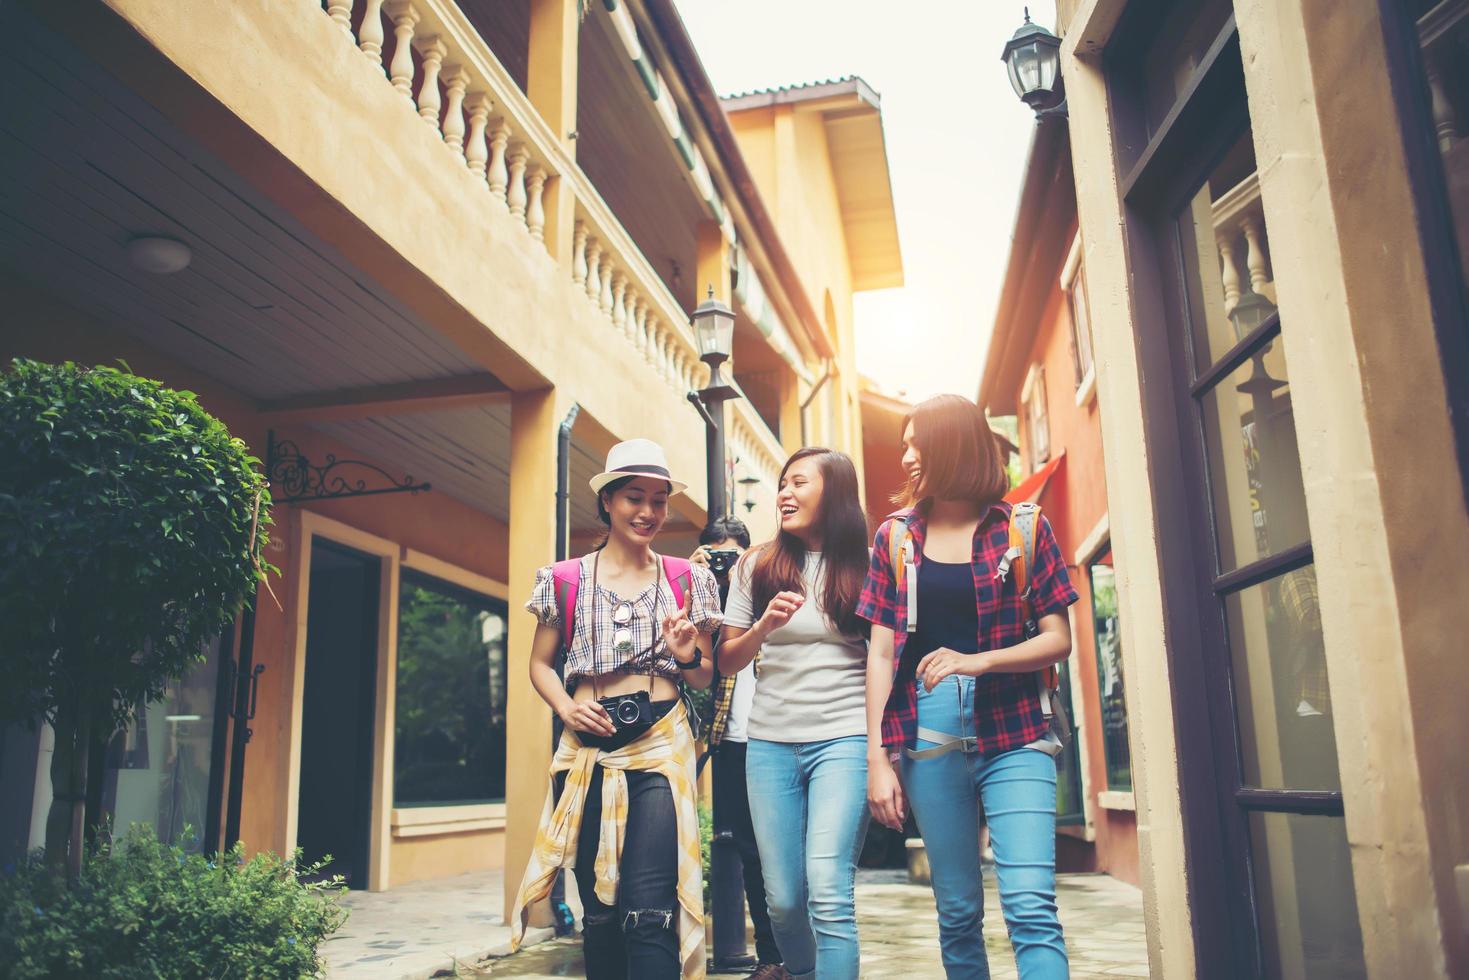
[313,0,725,419]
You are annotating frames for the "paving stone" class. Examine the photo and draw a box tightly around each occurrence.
[481,870,1148,979]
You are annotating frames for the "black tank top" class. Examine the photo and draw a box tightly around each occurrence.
[901,557,980,676]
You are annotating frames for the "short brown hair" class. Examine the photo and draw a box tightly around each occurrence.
[893,394,1009,508]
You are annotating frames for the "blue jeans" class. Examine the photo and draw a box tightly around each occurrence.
[900,676,1068,980]
[745,735,869,980]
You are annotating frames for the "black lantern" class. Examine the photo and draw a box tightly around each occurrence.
[691,285,736,367]
[738,474,761,513]
[1002,8,1064,117]
[1228,289,1276,342]
[688,284,743,519]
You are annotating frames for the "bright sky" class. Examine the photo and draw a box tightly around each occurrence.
[673,0,1057,403]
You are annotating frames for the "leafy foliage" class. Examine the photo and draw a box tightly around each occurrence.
[698,801,712,908]
[0,825,346,979]
[0,358,271,734]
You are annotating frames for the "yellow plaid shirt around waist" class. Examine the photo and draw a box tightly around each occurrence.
[510,701,705,978]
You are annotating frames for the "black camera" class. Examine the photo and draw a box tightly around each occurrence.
[597,690,654,735]
[705,548,740,576]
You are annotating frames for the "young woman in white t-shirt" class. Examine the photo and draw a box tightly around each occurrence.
[717,447,872,980]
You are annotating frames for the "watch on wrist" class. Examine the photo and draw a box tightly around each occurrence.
[674,646,702,670]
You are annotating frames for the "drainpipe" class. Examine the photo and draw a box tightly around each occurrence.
[799,360,836,446]
[555,404,581,564]
[548,403,580,937]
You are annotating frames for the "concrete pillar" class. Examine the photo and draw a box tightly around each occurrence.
[1234,1,1469,974]
[1057,14,1198,979]
[527,0,579,268]
[503,387,567,921]
[696,220,731,305]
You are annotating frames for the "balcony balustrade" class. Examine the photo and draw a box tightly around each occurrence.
[309,0,788,491]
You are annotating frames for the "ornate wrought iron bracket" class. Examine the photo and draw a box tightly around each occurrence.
[265,430,431,503]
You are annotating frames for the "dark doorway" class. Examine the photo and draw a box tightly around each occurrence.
[297,538,381,889]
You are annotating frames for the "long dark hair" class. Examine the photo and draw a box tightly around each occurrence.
[892,394,1009,508]
[748,448,870,638]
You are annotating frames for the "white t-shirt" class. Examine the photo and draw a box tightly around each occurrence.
[723,660,758,744]
[723,551,869,743]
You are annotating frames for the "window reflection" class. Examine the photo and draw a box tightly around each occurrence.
[101,636,223,852]
[1089,552,1131,792]
[395,570,508,806]
[1198,343,1310,571]
[1225,566,1342,793]
[1248,811,1367,979]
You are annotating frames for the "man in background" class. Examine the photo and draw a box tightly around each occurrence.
[693,516,784,980]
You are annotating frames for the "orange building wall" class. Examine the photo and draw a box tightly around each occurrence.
[1018,282,1140,887]
[3,277,511,879]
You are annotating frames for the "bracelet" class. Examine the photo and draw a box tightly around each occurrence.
[674,647,702,670]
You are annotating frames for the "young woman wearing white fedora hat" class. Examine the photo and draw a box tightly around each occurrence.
[511,438,723,980]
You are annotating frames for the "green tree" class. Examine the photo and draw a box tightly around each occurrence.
[0,359,270,876]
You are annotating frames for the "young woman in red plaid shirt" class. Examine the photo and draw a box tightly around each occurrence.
[858,395,1079,980]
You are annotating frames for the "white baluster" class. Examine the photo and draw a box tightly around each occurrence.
[414,37,446,129]
[327,0,354,36]
[644,318,662,368]
[634,300,651,355]
[465,94,491,179]
[487,121,510,201]
[526,168,547,241]
[385,2,419,102]
[624,292,642,344]
[1427,64,1458,153]
[1241,215,1270,293]
[1217,232,1241,315]
[585,240,603,302]
[358,0,386,63]
[611,273,628,332]
[572,223,589,289]
[441,68,469,158]
[507,147,529,222]
[599,258,615,316]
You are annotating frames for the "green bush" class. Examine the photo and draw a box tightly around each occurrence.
[0,825,346,979]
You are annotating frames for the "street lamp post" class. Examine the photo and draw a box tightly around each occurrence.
[686,284,754,972]
[687,285,740,517]
[1002,7,1067,119]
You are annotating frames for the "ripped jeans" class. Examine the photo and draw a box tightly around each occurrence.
[573,764,680,980]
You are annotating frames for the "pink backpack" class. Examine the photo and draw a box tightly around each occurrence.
[550,555,695,651]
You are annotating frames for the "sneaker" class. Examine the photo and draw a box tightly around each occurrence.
[745,965,788,980]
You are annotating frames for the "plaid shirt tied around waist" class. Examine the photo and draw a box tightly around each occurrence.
[856,501,1079,755]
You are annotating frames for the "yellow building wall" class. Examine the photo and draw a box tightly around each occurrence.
[727,104,866,468]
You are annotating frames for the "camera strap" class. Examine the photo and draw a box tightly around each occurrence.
[590,550,661,702]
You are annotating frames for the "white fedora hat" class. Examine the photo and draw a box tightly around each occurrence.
[589,438,688,496]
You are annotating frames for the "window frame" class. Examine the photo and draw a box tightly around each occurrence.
[1061,231,1098,405]
[1021,363,1051,470]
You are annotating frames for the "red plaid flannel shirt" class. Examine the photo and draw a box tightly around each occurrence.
[857,501,1079,754]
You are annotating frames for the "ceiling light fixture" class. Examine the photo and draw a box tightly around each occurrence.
[128,236,193,274]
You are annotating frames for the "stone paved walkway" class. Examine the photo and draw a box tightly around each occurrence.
[478,870,1149,979]
[321,869,553,980]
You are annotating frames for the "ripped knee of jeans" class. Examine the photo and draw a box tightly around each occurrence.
[622,907,675,932]
[583,909,619,930]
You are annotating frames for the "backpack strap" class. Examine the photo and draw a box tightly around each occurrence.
[551,558,582,652]
[1008,502,1042,599]
[887,515,918,633]
[1006,502,1060,715]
